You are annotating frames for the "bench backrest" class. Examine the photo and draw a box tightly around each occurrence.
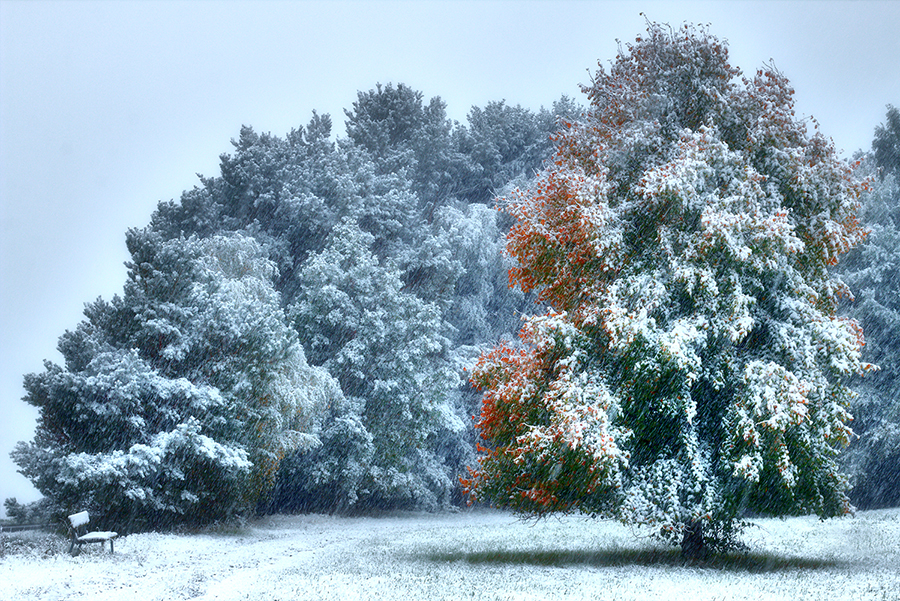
[68,511,90,528]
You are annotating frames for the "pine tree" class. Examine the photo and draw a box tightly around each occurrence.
[839,112,900,507]
[289,219,462,509]
[12,232,338,528]
[465,22,869,558]
[344,82,460,210]
[872,105,900,179]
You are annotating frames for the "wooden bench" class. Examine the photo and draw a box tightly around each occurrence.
[66,511,118,555]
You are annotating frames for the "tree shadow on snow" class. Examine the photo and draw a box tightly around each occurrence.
[420,546,846,573]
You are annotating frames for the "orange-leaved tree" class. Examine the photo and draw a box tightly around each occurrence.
[464,22,870,558]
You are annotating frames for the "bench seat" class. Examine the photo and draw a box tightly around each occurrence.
[76,531,118,544]
[67,511,118,555]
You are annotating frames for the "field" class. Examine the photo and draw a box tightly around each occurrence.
[1,508,898,600]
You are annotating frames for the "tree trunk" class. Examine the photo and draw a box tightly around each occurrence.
[680,520,708,562]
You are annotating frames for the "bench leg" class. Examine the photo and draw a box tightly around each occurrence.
[109,539,114,553]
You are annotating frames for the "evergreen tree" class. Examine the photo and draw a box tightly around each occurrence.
[839,126,900,508]
[464,23,869,558]
[12,232,338,528]
[438,202,528,347]
[151,114,349,304]
[454,98,580,204]
[288,219,463,509]
[872,105,900,179]
[344,82,462,211]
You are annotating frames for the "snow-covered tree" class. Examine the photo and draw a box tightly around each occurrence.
[438,202,529,347]
[288,219,463,509]
[839,126,900,508]
[12,232,338,528]
[465,23,869,558]
[151,115,352,305]
[872,105,899,179]
[453,98,580,204]
[345,82,462,211]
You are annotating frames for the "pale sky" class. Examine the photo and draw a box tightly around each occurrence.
[2,0,898,512]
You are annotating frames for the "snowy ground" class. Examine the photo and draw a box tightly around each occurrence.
[1,508,898,601]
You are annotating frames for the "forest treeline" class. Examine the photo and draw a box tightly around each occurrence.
[6,71,899,531]
[9,86,580,528]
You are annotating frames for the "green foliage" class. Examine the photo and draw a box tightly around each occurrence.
[839,133,900,508]
[2,497,51,525]
[467,22,868,557]
[873,104,900,178]
[288,219,460,509]
[12,233,336,529]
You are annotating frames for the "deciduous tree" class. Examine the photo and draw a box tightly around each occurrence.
[465,22,869,558]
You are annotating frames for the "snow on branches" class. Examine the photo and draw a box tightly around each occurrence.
[466,21,868,553]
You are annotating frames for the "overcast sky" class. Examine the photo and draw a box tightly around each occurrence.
[1,0,898,512]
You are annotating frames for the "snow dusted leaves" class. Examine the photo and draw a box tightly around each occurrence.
[505,164,622,313]
[724,305,862,495]
[469,21,868,547]
[599,274,667,350]
[727,361,813,485]
[514,312,627,467]
[469,310,628,514]
[639,128,807,270]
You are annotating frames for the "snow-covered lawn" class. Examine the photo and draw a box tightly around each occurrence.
[2,508,898,600]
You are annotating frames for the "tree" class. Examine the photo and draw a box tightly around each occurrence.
[344,82,461,210]
[12,232,338,528]
[151,114,347,305]
[839,133,900,508]
[872,105,900,179]
[287,219,463,510]
[437,202,529,347]
[464,23,869,558]
[453,98,580,204]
